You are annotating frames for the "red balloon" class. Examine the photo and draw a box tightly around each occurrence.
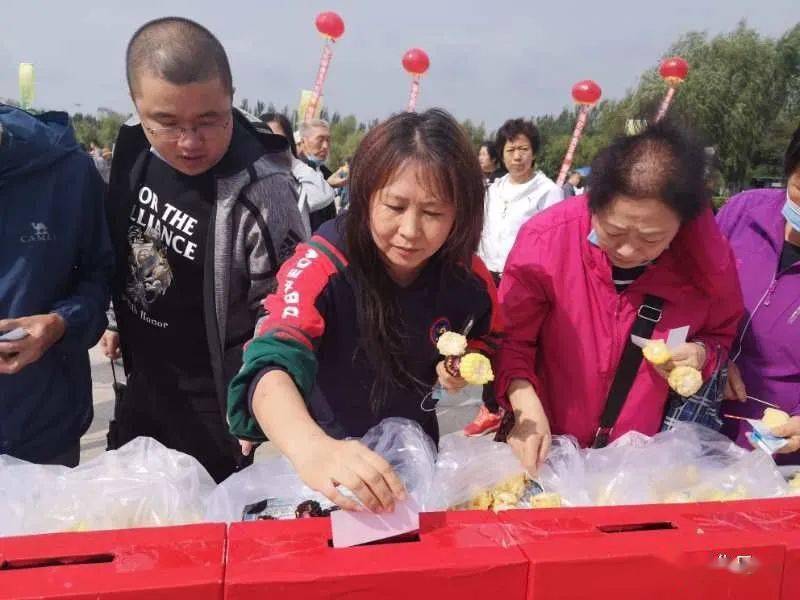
[659,56,689,85]
[402,48,430,76]
[315,11,345,40]
[571,80,602,105]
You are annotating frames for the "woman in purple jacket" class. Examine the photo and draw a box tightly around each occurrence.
[717,124,800,461]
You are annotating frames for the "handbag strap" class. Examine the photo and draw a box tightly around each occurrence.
[592,294,665,448]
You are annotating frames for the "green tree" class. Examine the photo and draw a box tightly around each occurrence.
[630,22,792,189]
[70,110,128,148]
[328,115,365,169]
[460,118,487,149]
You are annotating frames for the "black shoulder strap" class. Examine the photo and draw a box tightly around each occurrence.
[591,294,664,448]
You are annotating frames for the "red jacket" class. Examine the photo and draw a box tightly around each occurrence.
[496,196,743,446]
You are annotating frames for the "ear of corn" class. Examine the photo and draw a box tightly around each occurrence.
[459,352,494,385]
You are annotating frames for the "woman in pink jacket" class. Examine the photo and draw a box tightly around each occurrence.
[497,122,744,473]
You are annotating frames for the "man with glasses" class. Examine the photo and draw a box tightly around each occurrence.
[102,17,305,482]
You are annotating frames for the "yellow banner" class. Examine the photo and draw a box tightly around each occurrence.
[19,63,34,109]
[298,89,323,122]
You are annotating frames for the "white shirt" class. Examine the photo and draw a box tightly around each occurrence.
[478,171,564,273]
[291,158,335,237]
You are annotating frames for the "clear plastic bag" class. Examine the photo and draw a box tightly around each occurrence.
[204,417,438,521]
[427,432,526,510]
[0,437,216,537]
[360,417,437,508]
[536,423,790,507]
[203,456,332,522]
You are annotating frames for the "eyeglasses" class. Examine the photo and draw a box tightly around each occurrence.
[144,117,231,142]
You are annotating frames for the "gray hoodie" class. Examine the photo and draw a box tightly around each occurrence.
[107,109,307,417]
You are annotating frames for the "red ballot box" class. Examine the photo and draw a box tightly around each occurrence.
[499,500,793,600]
[672,497,800,599]
[0,523,225,600]
[224,510,529,600]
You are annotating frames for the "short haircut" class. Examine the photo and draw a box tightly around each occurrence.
[588,120,708,222]
[126,17,233,98]
[785,121,800,178]
[260,112,297,157]
[495,118,541,157]
[299,119,330,139]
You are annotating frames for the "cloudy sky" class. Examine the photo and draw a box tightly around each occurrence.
[1,0,795,130]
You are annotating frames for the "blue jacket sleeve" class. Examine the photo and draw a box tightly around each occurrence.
[51,164,114,350]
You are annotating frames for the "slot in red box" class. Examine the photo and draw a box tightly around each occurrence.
[225,510,528,600]
[675,496,800,599]
[0,523,226,600]
[499,501,787,599]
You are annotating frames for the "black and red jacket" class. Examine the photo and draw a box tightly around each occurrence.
[227,215,502,443]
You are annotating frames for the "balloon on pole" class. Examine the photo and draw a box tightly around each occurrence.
[19,63,35,110]
[304,11,345,123]
[402,48,430,112]
[654,56,689,122]
[556,80,602,186]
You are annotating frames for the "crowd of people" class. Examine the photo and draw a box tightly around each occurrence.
[1,16,798,514]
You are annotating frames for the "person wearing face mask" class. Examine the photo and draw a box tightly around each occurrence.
[716,124,800,461]
[298,119,346,231]
[494,122,744,474]
[260,112,335,237]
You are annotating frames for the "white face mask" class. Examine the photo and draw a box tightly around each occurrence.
[782,190,800,233]
[305,153,324,167]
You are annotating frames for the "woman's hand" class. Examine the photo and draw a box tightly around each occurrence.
[505,379,552,475]
[770,417,800,454]
[436,360,468,393]
[723,361,747,402]
[652,342,707,380]
[290,434,407,512]
[251,370,407,512]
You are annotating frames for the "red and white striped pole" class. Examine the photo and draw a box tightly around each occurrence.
[555,80,602,187]
[305,42,334,122]
[407,76,421,112]
[556,105,591,186]
[402,48,430,112]
[304,12,345,123]
[654,57,689,123]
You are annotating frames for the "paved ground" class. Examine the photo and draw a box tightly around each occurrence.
[83,345,482,464]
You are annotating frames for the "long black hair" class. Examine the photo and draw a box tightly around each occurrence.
[344,108,485,413]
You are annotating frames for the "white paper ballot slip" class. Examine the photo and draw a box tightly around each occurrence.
[330,498,421,548]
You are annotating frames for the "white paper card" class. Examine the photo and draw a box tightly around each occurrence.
[330,497,420,548]
[666,326,690,349]
[745,419,789,455]
[631,325,690,349]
